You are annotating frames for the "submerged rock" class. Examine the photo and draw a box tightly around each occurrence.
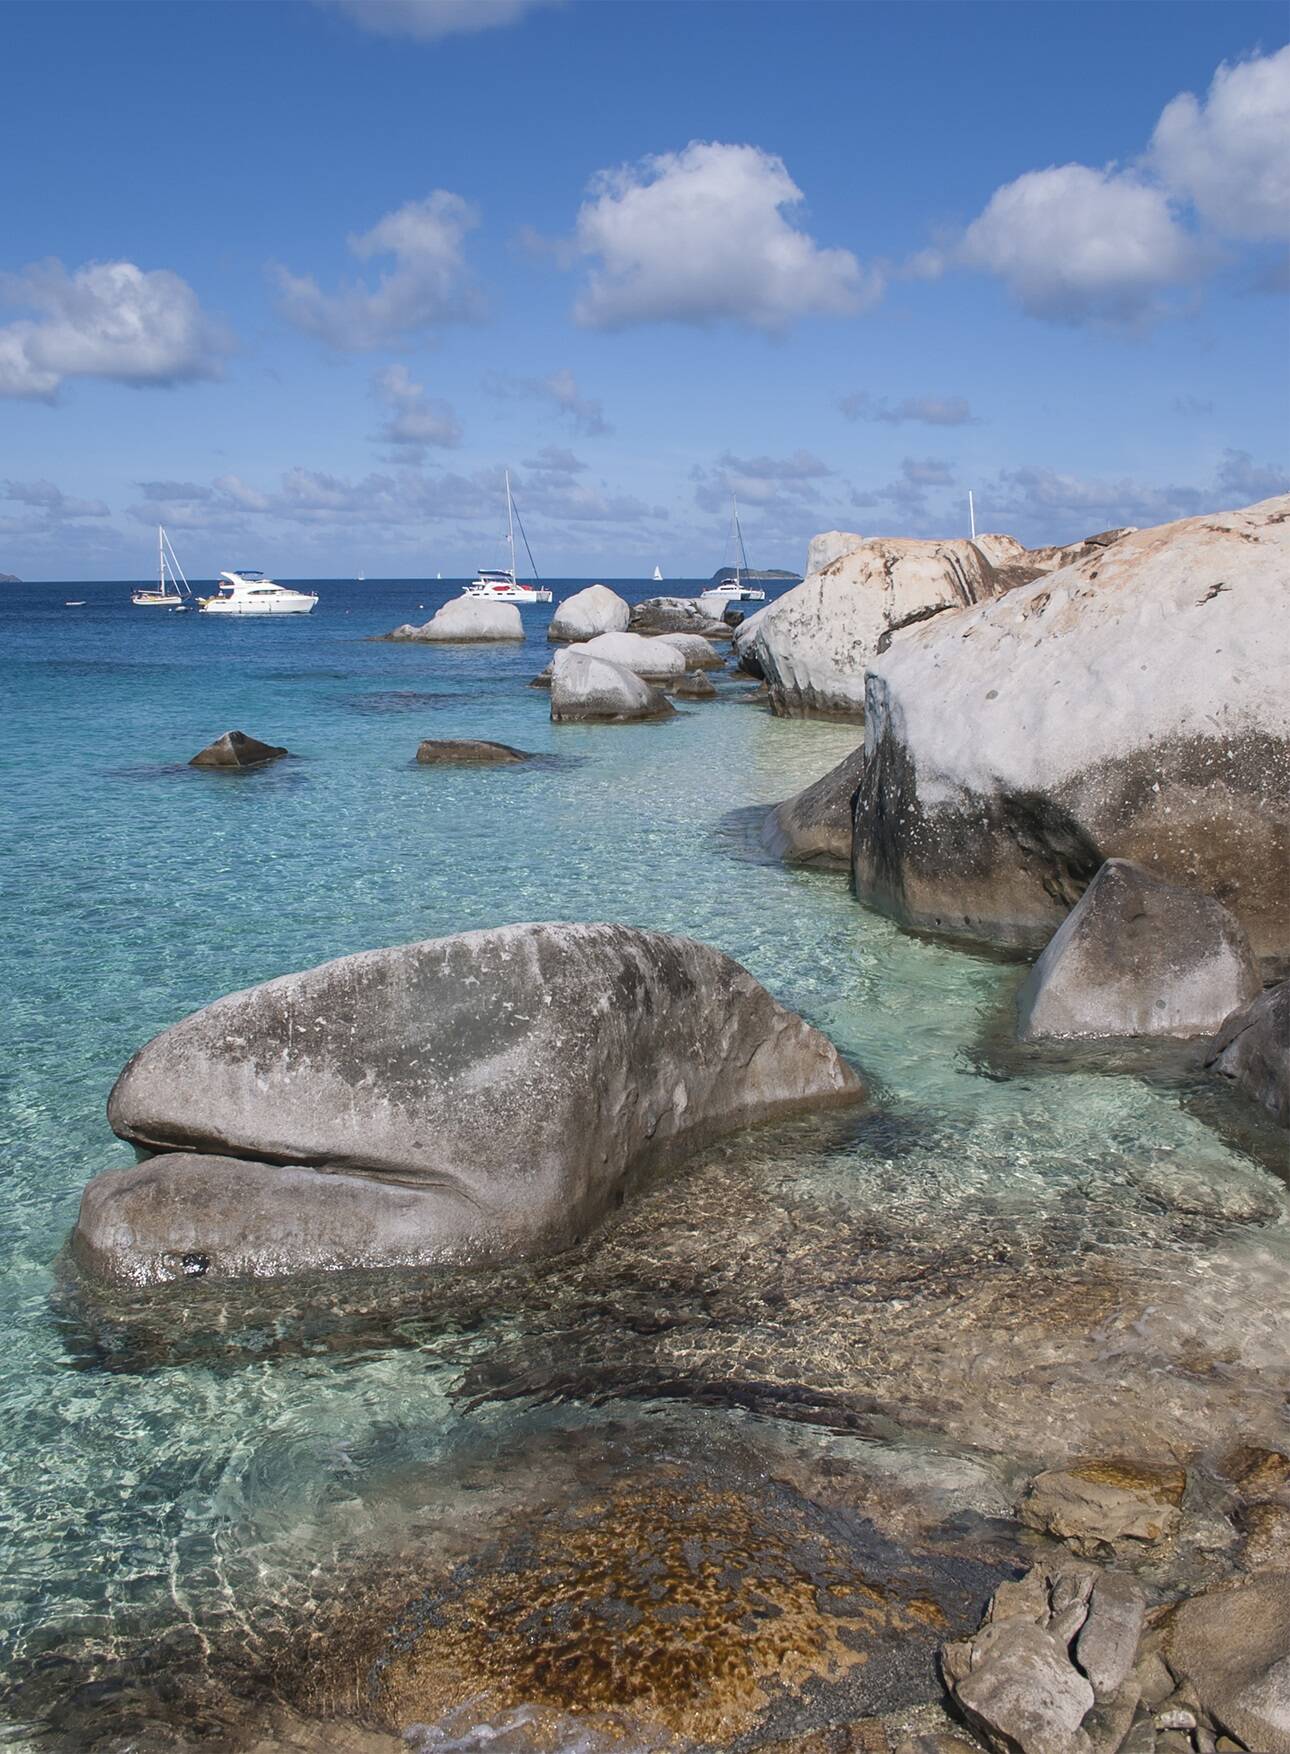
[854,495,1290,969]
[547,583,629,644]
[1206,979,1290,1128]
[414,739,531,765]
[190,729,288,769]
[1016,859,1260,1042]
[670,670,717,700]
[1018,1459,1185,1546]
[388,599,524,642]
[549,649,675,722]
[656,631,726,670]
[628,596,729,638]
[88,924,862,1281]
[578,629,686,680]
[764,743,866,868]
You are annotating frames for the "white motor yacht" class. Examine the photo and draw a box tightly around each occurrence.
[463,473,551,605]
[132,526,194,609]
[198,570,318,615]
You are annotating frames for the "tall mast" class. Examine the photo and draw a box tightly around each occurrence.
[158,524,165,594]
[505,470,516,580]
[732,495,741,588]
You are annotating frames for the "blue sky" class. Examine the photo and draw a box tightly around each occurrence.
[1,0,1287,579]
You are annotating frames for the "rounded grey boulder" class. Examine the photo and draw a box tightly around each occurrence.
[190,730,288,769]
[1205,979,1290,1128]
[547,583,630,644]
[549,650,675,723]
[670,670,717,700]
[89,924,864,1282]
[763,743,865,868]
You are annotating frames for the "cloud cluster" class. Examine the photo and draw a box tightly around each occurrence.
[0,259,229,400]
[840,392,976,426]
[692,449,833,516]
[371,363,462,455]
[484,366,610,435]
[1150,44,1290,240]
[321,0,561,42]
[569,142,877,332]
[276,192,481,349]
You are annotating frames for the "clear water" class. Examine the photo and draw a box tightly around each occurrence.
[1,579,1285,1748]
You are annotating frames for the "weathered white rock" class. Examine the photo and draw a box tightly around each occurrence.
[854,496,1290,969]
[748,536,1015,718]
[549,650,675,723]
[547,583,630,644]
[1206,979,1290,1128]
[806,531,865,574]
[579,630,686,680]
[1164,1575,1290,1754]
[394,597,524,642]
[731,603,772,676]
[655,632,726,670]
[1017,859,1261,1041]
[88,925,863,1283]
[763,743,866,868]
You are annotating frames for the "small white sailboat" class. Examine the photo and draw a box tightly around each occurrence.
[132,526,193,609]
[700,497,765,608]
[197,569,318,615]
[652,564,663,582]
[463,473,552,604]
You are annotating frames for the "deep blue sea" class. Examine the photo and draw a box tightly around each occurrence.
[1,578,1285,1749]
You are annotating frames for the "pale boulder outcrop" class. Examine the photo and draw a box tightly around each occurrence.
[579,630,686,680]
[806,531,865,574]
[732,603,772,676]
[389,598,524,642]
[84,925,863,1282]
[1206,979,1290,1127]
[549,650,675,723]
[656,632,725,670]
[763,743,866,868]
[1016,859,1260,1041]
[547,584,629,644]
[853,496,1290,968]
[190,730,288,769]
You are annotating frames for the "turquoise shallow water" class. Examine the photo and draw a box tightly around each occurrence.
[1,579,1286,1747]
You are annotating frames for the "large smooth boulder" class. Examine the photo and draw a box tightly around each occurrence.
[85,925,863,1281]
[579,630,686,680]
[549,650,675,723]
[1206,980,1290,1127]
[854,496,1290,968]
[190,730,288,769]
[763,744,866,868]
[390,598,523,642]
[806,531,865,574]
[547,584,630,644]
[656,632,726,670]
[628,597,730,638]
[414,739,530,765]
[1163,1575,1290,1754]
[1016,859,1260,1041]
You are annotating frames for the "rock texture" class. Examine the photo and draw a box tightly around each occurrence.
[88,925,862,1281]
[547,584,630,644]
[189,730,288,769]
[671,670,717,700]
[549,650,675,723]
[414,739,530,765]
[1018,1459,1185,1546]
[806,531,865,575]
[764,744,866,868]
[1016,859,1260,1041]
[1206,979,1290,1127]
[656,632,726,670]
[628,597,730,638]
[578,630,686,680]
[1163,1574,1290,1754]
[387,598,524,642]
[854,496,1290,968]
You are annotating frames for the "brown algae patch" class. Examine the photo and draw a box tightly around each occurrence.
[1068,1458,1186,1504]
[367,1466,955,1742]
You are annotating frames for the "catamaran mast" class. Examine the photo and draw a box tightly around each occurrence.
[732,495,742,590]
[505,470,516,583]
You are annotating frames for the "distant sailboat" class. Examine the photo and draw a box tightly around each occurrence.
[652,564,663,582]
[357,571,366,582]
[132,526,193,610]
[462,473,552,604]
[701,497,765,605]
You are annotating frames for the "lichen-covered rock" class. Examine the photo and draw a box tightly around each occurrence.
[764,744,866,869]
[390,598,524,642]
[854,496,1290,970]
[1206,979,1290,1128]
[549,650,675,723]
[628,597,730,638]
[189,730,288,769]
[414,739,531,765]
[1016,860,1260,1041]
[88,925,862,1281]
[1163,1574,1290,1754]
[656,632,726,670]
[579,630,686,680]
[1019,1459,1185,1545]
[547,584,629,644]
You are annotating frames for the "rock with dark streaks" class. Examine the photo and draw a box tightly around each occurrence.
[414,740,531,765]
[765,743,866,868]
[190,730,288,769]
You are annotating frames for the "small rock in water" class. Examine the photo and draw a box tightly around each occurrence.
[670,670,717,699]
[414,740,531,765]
[1205,979,1290,1129]
[549,650,675,723]
[1019,1459,1185,1547]
[628,596,729,638]
[1016,859,1260,1042]
[189,729,289,769]
[386,599,524,642]
[546,583,630,644]
[655,631,726,670]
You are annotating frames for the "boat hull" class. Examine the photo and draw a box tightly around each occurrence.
[198,597,316,615]
[132,593,190,608]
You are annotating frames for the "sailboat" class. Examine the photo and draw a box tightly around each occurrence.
[652,564,663,582]
[701,497,765,605]
[462,472,552,604]
[131,526,193,609]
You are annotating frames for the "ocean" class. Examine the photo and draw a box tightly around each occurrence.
[1,578,1285,1749]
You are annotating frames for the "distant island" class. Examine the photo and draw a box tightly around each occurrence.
[0,572,20,584]
[710,566,801,584]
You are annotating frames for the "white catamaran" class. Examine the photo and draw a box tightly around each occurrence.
[132,526,193,610]
[463,473,551,604]
[700,497,765,606]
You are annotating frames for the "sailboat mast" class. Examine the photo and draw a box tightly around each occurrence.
[505,470,516,581]
[158,524,165,594]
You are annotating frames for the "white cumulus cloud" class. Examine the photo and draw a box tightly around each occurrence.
[1150,45,1290,240]
[568,142,878,332]
[320,0,561,42]
[372,363,462,454]
[0,259,229,401]
[276,192,481,349]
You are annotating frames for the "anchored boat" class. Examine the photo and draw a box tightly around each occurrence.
[700,497,765,607]
[132,527,193,610]
[197,570,318,615]
[463,473,551,604]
